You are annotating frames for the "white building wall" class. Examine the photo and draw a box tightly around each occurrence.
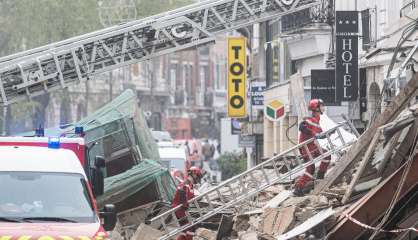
[220,118,240,154]
[336,0,402,45]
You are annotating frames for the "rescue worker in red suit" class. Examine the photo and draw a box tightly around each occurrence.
[293,99,331,196]
[172,166,203,240]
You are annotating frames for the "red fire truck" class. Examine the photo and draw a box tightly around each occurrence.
[0,130,117,238]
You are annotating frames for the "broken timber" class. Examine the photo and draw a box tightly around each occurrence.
[313,74,418,194]
[327,154,418,240]
[381,119,418,178]
[289,72,308,124]
[341,129,382,204]
[277,208,335,240]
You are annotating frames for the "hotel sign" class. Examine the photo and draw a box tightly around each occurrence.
[311,69,340,106]
[336,11,359,102]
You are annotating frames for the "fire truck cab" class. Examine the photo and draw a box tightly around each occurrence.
[0,136,116,238]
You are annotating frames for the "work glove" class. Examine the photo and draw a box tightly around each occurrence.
[315,133,326,139]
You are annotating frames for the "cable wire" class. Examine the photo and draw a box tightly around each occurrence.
[369,20,418,126]
[368,127,418,240]
[286,118,298,145]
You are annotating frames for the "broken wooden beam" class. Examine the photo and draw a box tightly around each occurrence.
[277,208,335,240]
[260,206,296,236]
[216,215,234,240]
[327,154,418,240]
[376,131,402,176]
[381,119,418,178]
[313,74,418,194]
[131,223,163,240]
[341,130,382,204]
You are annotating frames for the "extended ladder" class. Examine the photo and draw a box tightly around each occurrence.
[150,120,359,240]
[0,0,319,105]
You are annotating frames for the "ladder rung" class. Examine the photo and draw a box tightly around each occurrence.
[303,143,314,161]
[293,149,303,165]
[326,133,335,151]
[271,158,281,177]
[193,199,203,217]
[336,127,346,145]
[227,184,237,201]
[314,139,324,155]
[216,188,226,203]
[171,211,180,227]
[239,175,247,194]
[248,171,259,189]
[261,168,271,185]
[160,217,169,234]
[204,194,214,211]
[185,210,193,225]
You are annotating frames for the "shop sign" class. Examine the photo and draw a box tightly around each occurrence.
[265,100,285,122]
[228,37,247,118]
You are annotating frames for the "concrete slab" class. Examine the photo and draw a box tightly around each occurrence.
[277,208,335,240]
[132,223,163,240]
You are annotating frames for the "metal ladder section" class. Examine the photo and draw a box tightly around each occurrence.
[0,0,319,105]
[150,121,359,240]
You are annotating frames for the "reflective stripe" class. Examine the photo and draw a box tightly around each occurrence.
[59,237,74,240]
[321,160,331,163]
[304,119,321,129]
[304,171,314,179]
[38,237,55,240]
[17,237,32,240]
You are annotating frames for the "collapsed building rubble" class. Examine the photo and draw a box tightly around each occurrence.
[15,74,418,240]
[135,73,418,240]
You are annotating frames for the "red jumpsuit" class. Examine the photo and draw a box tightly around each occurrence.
[172,181,195,240]
[295,113,330,190]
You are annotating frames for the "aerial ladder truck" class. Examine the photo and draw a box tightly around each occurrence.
[0,0,364,239]
[0,0,321,105]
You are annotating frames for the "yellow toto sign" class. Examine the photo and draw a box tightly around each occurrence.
[228,37,247,118]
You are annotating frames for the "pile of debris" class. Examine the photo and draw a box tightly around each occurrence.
[128,73,418,240]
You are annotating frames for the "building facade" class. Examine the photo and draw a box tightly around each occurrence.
[251,0,414,162]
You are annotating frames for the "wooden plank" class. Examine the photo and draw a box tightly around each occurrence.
[381,119,418,178]
[376,131,402,176]
[261,206,296,236]
[277,208,335,240]
[262,190,292,209]
[327,154,418,240]
[289,72,308,123]
[132,223,163,240]
[353,177,381,192]
[341,130,382,204]
[216,215,234,240]
[313,74,418,194]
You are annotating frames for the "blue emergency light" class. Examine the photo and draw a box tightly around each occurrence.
[35,127,44,137]
[48,137,61,149]
[75,126,84,136]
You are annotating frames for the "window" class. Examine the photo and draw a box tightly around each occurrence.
[0,172,96,223]
[291,60,298,75]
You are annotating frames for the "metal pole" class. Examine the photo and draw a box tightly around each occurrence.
[2,106,7,136]
[265,21,272,87]
[109,71,113,101]
[374,5,378,48]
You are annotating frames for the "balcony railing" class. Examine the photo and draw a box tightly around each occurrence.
[281,0,332,33]
[400,0,417,17]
